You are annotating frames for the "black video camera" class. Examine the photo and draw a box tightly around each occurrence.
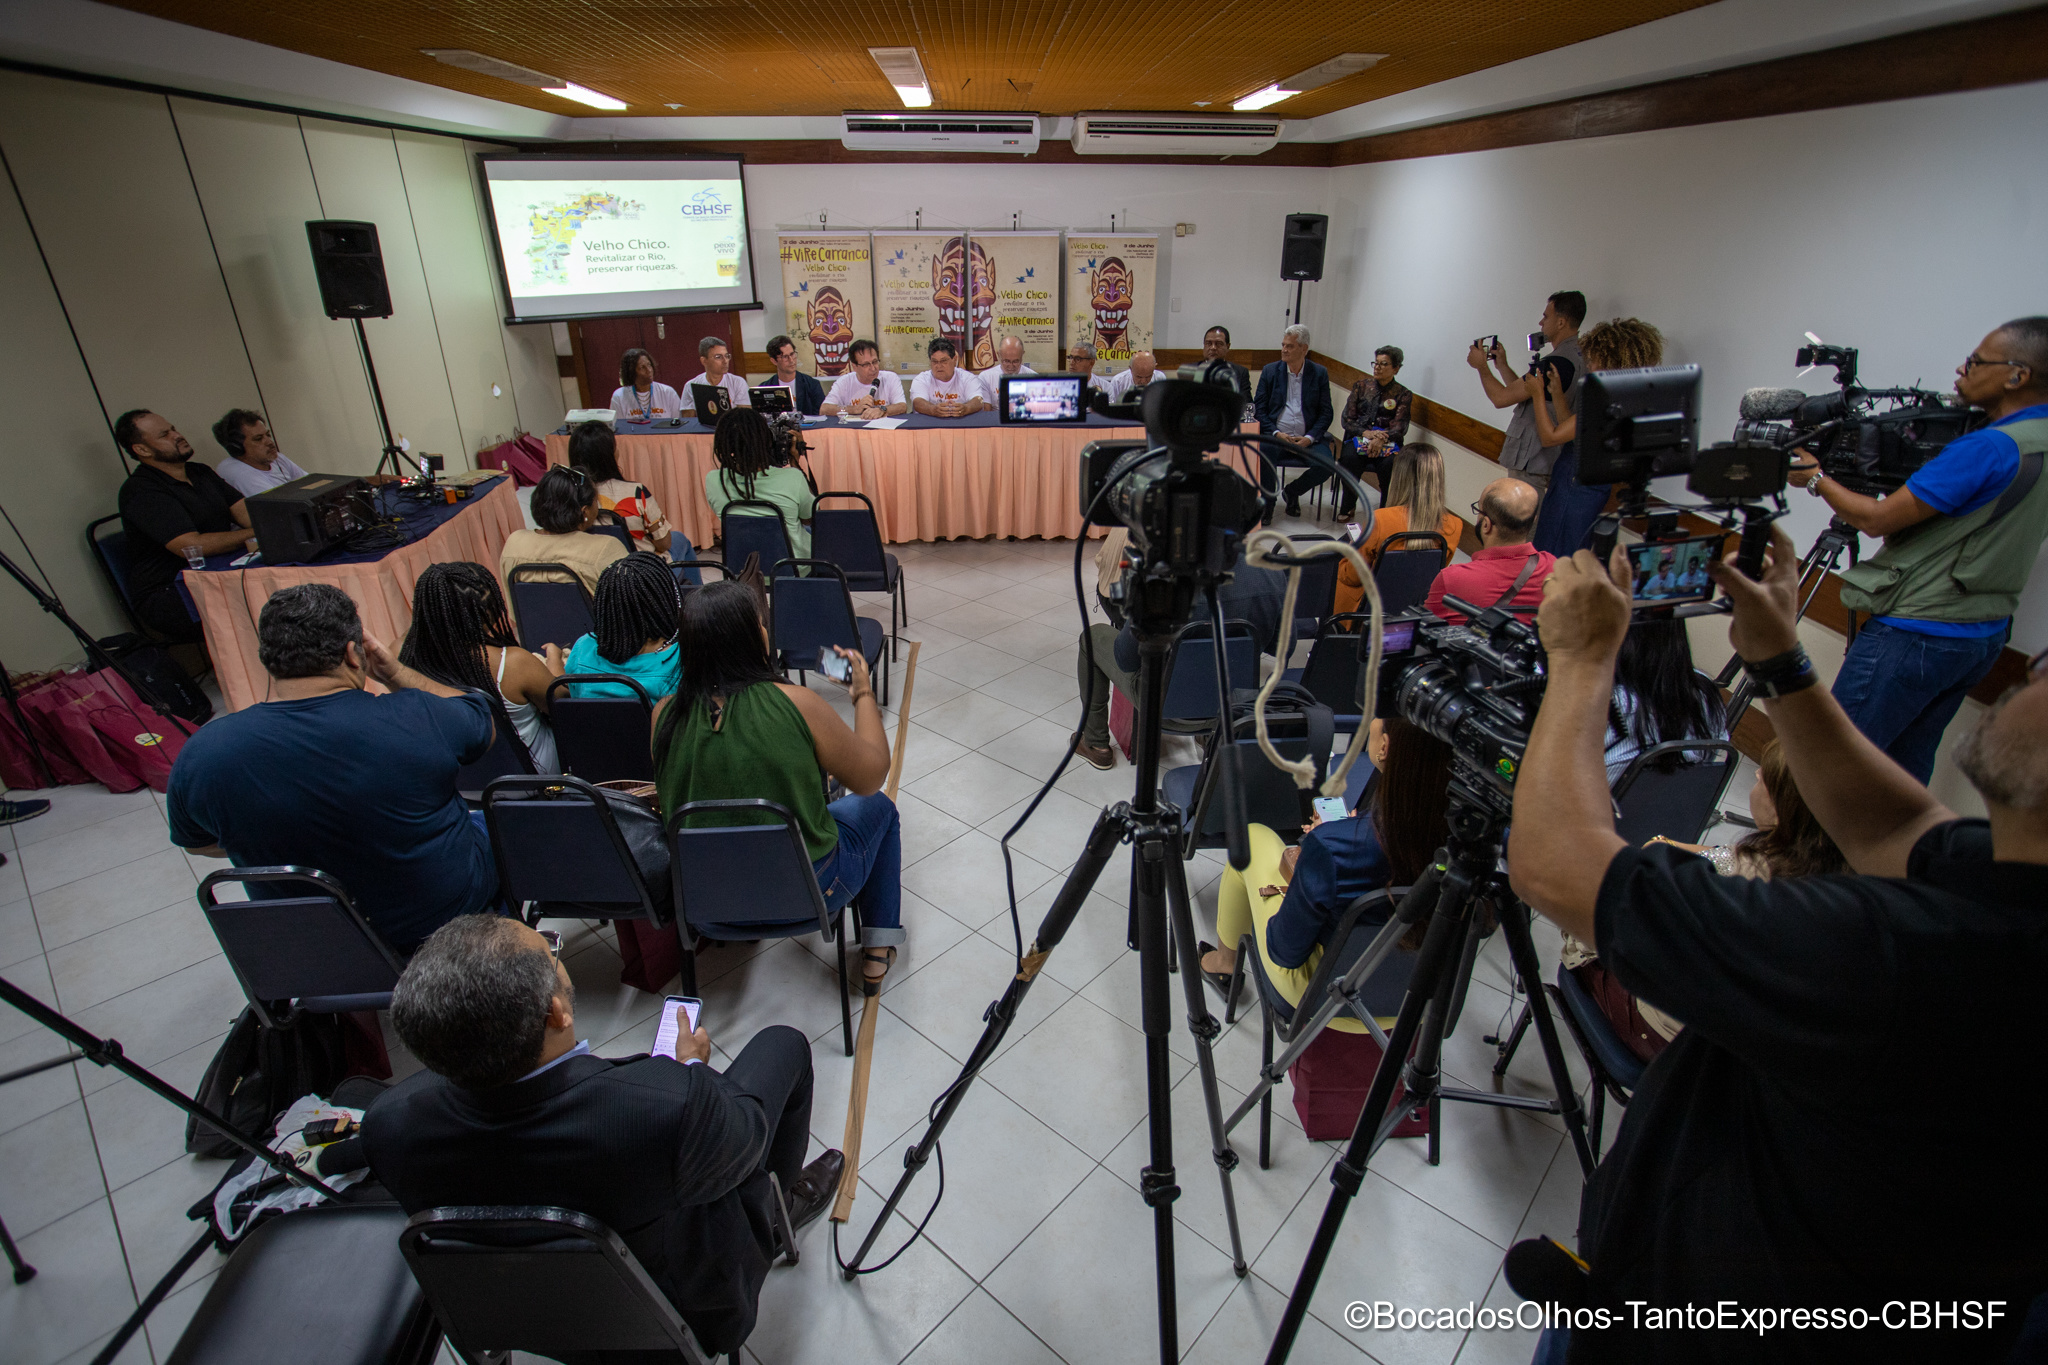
[1731,341,1969,497]
[1373,604,1547,821]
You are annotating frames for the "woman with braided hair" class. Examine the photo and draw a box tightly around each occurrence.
[399,561,563,772]
[564,552,684,699]
[704,407,815,560]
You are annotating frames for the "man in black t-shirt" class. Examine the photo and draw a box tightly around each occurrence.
[115,408,254,642]
[1509,526,2047,1363]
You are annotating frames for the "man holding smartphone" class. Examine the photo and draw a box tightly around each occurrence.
[1467,291,1586,498]
[364,916,845,1357]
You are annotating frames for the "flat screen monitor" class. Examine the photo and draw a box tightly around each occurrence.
[748,386,794,414]
[1001,373,1087,425]
[477,153,759,323]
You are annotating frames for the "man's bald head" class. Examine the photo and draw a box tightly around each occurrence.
[1954,676,2048,815]
[1476,477,1539,546]
[997,335,1024,368]
[1130,351,1156,383]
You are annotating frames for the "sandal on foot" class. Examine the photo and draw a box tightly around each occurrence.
[860,946,898,995]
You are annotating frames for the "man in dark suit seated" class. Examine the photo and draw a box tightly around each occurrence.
[1254,326,1336,513]
[362,916,844,1358]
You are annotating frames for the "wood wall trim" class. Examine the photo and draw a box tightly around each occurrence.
[1329,4,2048,166]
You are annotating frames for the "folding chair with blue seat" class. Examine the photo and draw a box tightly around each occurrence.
[591,517,637,554]
[667,798,855,1056]
[1159,686,1371,857]
[719,500,798,582]
[1611,738,1740,848]
[507,563,596,652]
[1282,612,1370,735]
[1137,618,1260,737]
[548,673,657,783]
[87,512,154,637]
[1221,885,1419,1169]
[457,718,538,805]
[1284,533,1340,645]
[399,1206,725,1365]
[1373,531,1450,615]
[197,867,404,1025]
[483,773,675,944]
[164,1205,442,1365]
[811,490,906,662]
[769,559,890,708]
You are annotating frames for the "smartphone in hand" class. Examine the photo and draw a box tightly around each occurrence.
[820,649,852,683]
[1312,796,1350,824]
[653,995,702,1057]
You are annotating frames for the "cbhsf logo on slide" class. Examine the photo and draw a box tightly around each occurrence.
[681,188,733,218]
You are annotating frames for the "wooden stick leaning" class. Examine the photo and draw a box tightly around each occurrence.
[833,639,918,1224]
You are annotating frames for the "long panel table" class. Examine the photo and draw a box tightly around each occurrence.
[544,412,1148,546]
[183,476,523,712]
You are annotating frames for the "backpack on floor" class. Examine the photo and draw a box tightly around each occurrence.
[185,1007,352,1157]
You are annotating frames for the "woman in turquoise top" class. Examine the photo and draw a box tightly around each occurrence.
[564,554,683,699]
[652,580,903,988]
[704,408,816,562]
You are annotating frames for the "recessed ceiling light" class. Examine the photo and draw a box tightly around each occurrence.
[1280,53,1387,91]
[869,46,933,109]
[1192,100,1210,107]
[553,82,629,110]
[419,49,559,86]
[1232,84,1298,112]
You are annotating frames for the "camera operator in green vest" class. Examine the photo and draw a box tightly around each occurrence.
[1789,316,2048,784]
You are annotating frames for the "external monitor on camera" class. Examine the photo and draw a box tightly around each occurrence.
[747,386,793,414]
[1627,534,1723,607]
[1001,373,1088,425]
[1577,364,1702,485]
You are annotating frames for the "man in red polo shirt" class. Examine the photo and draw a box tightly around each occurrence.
[1425,476,1554,624]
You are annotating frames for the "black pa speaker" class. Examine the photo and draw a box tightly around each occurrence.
[306,220,393,319]
[1280,213,1328,282]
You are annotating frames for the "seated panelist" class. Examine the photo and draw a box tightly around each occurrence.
[211,408,308,497]
[114,407,253,644]
[684,336,751,411]
[910,338,985,418]
[976,334,1035,405]
[758,333,826,416]
[1104,351,1159,402]
[362,915,844,1359]
[610,347,683,423]
[820,340,908,418]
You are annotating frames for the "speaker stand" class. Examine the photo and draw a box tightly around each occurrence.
[1290,280,1304,327]
[351,317,421,481]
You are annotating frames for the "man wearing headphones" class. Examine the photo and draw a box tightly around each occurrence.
[1792,317,2048,784]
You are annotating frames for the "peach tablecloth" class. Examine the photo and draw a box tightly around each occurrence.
[544,423,1145,546]
[186,478,525,713]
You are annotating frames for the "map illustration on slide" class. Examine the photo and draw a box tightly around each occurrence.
[491,178,746,300]
[526,191,644,284]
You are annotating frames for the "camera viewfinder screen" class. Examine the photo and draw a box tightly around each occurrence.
[1628,535,1723,606]
[1001,374,1085,424]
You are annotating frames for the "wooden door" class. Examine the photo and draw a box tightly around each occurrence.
[570,310,746,407]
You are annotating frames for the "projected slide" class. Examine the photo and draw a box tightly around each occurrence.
[479,156,759,322]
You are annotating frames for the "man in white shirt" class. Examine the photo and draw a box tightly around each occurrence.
[1104,351,1159,403]
[683,336,751,413]
[1066,342,1112,405]
[910,339,985,418]
[975,334,1034,405]
[211,409,308,497]
[821,340,908,419]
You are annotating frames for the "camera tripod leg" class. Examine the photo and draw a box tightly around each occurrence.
[836,805,1131,1278]
[1495,900,1597,1175]
[1263,854,1483,1365]
[1162,845,1249,1276]
[1130,815,1185,1360]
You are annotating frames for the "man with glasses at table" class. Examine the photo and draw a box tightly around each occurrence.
[1790,317,2048,784]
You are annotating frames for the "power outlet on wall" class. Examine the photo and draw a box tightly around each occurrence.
[1170,297,1181,313]
[1174,222,1196,236]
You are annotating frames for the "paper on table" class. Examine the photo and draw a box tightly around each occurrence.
[863,417,907,430]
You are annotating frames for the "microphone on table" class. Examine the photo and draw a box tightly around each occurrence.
[1503,1236,1590,1310]
[1738,387,1808,421]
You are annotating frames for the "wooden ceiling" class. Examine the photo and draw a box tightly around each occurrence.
[101,1,1715,120]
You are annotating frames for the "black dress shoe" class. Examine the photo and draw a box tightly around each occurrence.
[1283,493,1302,519]
[784,1149,845,1232]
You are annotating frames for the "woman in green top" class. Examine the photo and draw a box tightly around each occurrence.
[704,408,816,562]
[652,580,903,987]
[564,553,682,699]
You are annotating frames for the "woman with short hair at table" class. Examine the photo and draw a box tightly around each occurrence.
[653,580,905,989]
[565,552,684,700]
[499,465,628,595]
[400,561,564,773]
[610,347,682,424]
[704,408,816,562]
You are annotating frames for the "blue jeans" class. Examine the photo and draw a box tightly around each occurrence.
[1832,618,2009,785]
[1532,446,1610,559]
[669,534,701,585]
[812,792,904,947]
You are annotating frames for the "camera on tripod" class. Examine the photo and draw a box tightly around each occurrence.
[1373,605,1547,820]
[1730,338,1970,496]
[1078,377,1265,597]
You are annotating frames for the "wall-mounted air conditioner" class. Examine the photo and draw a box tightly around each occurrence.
[840,112,1041,153]
[1069,114,1283,157]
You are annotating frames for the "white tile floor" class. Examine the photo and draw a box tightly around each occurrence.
[0,525,1761,1365]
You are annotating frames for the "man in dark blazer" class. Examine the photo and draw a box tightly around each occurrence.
[1254,324,1335,505]
[1200,325,1254,411]
[361,916,843,1358]
[763,333,828,415]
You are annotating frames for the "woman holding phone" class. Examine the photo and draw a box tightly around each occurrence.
[652,581,904,988]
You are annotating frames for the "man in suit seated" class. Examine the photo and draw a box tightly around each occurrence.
[1199,325,1254,413]
[363,915,844,1358]
[1256,325,1336,511]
